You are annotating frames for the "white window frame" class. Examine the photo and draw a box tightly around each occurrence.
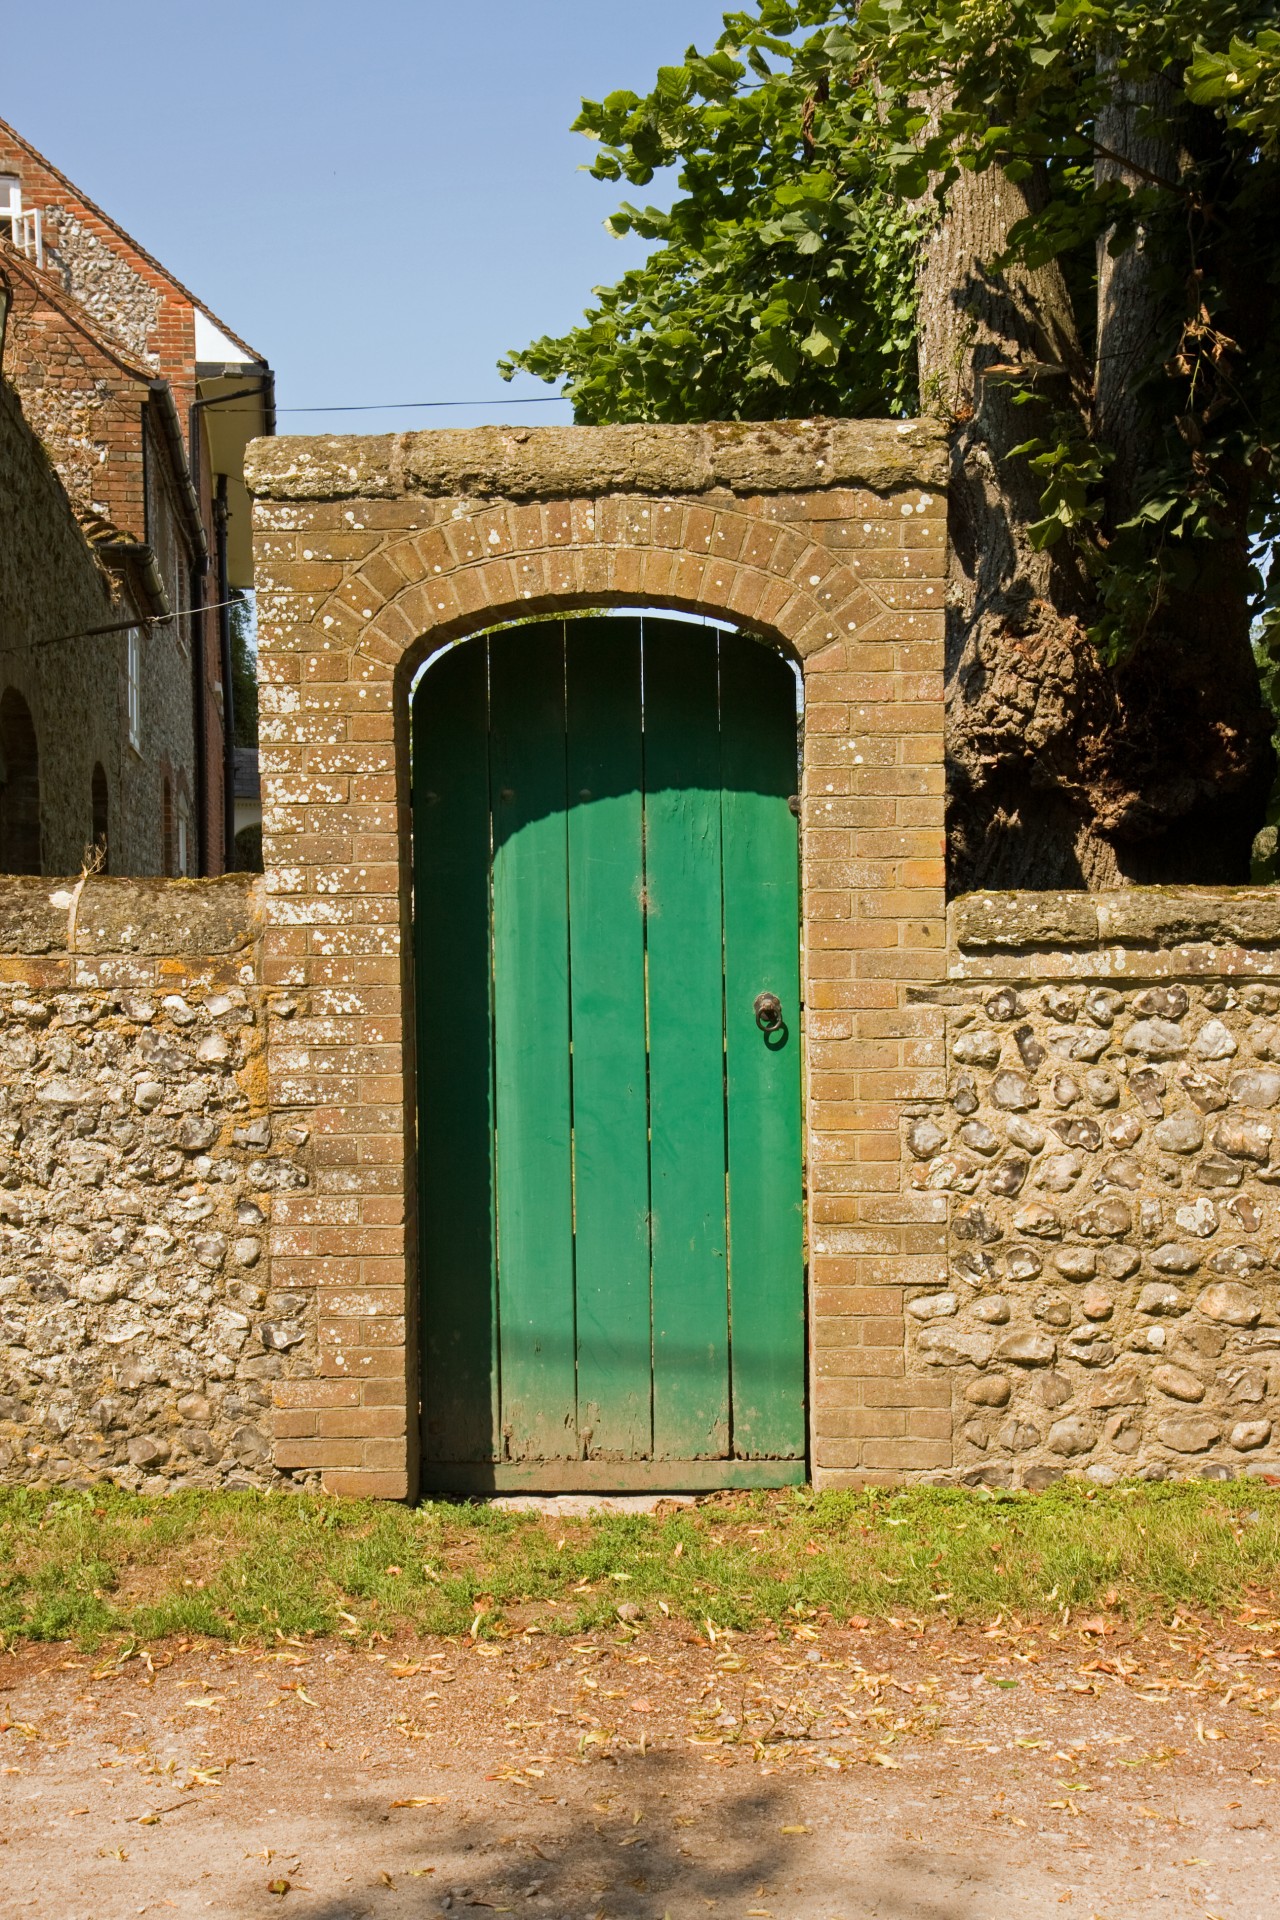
[0,176,43,267]
[126,628,142,753]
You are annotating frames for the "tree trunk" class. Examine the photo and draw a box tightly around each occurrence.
[1094,59,1182,510]
[926,142,1271,893]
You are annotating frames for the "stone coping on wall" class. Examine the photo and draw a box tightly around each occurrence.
[951,889,1280,980]
[0,874,262,958]
[245,418,949,504]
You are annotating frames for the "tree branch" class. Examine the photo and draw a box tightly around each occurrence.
[1091,137,1190,198]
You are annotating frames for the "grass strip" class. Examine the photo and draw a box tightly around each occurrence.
[1,1482,1278,1648]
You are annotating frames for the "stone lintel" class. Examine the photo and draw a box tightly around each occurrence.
[952,887,1280,954]
[0,874,263,957]
[245,418,948,504]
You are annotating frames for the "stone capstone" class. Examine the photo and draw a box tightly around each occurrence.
[246,418,951,502]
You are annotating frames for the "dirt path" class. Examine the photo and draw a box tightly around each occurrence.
[1,1615,1277,1919]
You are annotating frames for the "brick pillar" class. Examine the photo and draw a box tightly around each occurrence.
[248,422,949,1495]
[799,490,952,1482]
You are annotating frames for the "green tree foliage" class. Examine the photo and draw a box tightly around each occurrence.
[233,822,263,874]
[503,0,1280,666]
[504,12,925,420]
[1188,24,1280,146]
[229,591,258,751]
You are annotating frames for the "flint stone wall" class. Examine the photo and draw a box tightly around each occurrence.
[923,890,1280,1488]
[0,870,1278,1494]
[0,874,315,1492]
[6,405,1280,1501]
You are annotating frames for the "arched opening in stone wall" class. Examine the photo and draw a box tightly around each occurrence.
[410,610,806,1493]
[0,689,41,875]
[91,762,109,872]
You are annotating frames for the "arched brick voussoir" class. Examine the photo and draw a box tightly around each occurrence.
[356,560,832,680]
[330,497,837,646]
[320,512,854,680]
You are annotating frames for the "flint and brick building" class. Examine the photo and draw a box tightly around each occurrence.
[0,119,272,876]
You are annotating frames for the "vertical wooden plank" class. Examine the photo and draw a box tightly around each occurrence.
[413,643,499,1464]
[489,623,578,1460]
[566,619,652,1459]
[721,636,806,1460]
[644,618,730,1459]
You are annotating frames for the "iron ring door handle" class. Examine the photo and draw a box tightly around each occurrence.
[754,991,784,1032]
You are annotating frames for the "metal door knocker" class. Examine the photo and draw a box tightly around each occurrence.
[754,991,783,1031]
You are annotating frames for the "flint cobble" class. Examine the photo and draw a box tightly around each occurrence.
[0,875,315,1491]
[920,913,1280,1487]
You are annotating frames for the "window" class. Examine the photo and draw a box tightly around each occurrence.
[0,177,42,267]
[126,628,142,751]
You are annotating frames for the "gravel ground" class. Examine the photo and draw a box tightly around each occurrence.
[1,1612,1278,1919]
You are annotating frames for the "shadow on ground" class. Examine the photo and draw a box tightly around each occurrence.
[290,1750,987,1920]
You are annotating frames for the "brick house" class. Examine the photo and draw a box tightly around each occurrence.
[0,119,272,875]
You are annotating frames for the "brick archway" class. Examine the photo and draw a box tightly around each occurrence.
[249,421,950,1496]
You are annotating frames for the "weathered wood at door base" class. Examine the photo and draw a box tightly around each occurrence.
[422,1459,808,1493]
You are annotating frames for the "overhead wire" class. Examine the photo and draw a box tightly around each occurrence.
[205,394,571,417]
[30,399,572,644]
[35,593,250,649]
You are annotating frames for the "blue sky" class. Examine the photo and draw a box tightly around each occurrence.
[5,1,732,437]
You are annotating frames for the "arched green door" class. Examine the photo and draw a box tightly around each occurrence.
[412,616,805,1490]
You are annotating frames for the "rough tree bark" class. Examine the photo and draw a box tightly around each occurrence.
[1094,61,1181,503]
[926,130,1272,893]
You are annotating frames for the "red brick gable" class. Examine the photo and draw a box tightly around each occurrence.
[0,118,265,415]
[1,243,154,541]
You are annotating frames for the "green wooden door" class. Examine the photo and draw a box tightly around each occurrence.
[413,616,805,1491]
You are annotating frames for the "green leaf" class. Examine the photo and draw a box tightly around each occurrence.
[803,319,843,365]
[655,63,693,103]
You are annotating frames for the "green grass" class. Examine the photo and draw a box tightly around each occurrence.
[1,1483,1278,1649]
